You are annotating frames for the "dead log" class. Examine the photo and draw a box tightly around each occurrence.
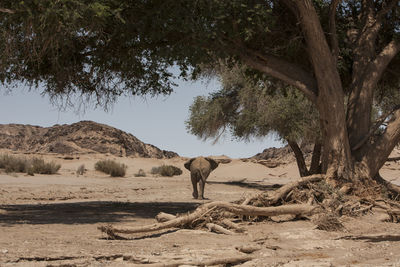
[98,201,316,237]
[206,223,234,235]
[269,174,324,204]
[132,255,253,267]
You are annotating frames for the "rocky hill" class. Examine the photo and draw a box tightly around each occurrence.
[0,121,178,158]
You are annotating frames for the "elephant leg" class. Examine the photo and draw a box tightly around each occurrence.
[191,175,198,199]
[199,179,205,200]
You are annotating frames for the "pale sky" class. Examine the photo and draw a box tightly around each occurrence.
[0,77,283,158]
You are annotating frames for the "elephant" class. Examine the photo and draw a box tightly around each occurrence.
[184,157,219,199]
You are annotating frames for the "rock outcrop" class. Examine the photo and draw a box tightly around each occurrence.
[0,121,178,158]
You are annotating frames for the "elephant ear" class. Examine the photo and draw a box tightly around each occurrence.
[184,158,196,170]
[205,158,219,170]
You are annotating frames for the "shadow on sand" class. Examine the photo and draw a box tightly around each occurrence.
[339,234,400,242]
[207,180,282,191]
[0,201,200,226]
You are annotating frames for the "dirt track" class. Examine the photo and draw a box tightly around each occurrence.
[1,152,400,266]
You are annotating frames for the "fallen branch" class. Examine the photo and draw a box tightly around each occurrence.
[221,219,245,232]
[98,201,316,237]
[269,174,324,204]
[132,255,253,267]
[206,223,234,235]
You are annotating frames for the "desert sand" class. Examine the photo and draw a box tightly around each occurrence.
[0,149,400,266]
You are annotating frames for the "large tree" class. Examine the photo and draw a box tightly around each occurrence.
[186,62,322,177]
[1,1,400,185]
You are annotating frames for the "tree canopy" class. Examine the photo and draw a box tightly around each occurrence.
[1,0,400,183]
[186,62,321,176]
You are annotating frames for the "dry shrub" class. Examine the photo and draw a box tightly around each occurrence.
[31,158,61,174]
[0,154,29,173]
[151,165,182,177]
[0,154,60,174]
[134,169,146,177]
[95,159,127,177]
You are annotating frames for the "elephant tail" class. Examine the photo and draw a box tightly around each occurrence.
[199,168,209,183]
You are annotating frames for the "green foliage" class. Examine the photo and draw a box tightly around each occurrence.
[151,165,182,177]
[0,154,60,174]
[95,159,127,177]
[0,0,398,113]
[186,62,320,145]
[134,169,146,177]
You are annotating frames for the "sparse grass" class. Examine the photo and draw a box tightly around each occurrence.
[95,159,127,177]
[0,154,60,175]
[151,165,182,177]
[76,164,85,176]
[134,169,146,177]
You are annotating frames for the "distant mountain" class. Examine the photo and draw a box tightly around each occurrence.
[0,121,178,158]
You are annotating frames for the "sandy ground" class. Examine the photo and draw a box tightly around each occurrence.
[0,150,400,266]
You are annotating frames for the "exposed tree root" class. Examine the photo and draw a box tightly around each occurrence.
[241,174,324,206]
[132,255,253,267]
[373,173,400,198]
[268,174,324,204]
[98,201,316,238]
[155,212,177,222]
[99,173,400,240]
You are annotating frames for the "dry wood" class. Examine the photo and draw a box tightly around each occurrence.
[155,212,176,222]
[242,174,324,205]
[372,174,400,197]
[221,219,245,232]
[269,174,324,204]
[206,223,234,235]
[98,201,316,237]
[131,255,253,267]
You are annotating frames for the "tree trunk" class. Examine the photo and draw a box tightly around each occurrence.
[295,1,354,180]
[309,141,322,174]
[288,141,309,177]
[361,109,400,178]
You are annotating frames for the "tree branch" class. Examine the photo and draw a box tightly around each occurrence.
[288,141,309,177]
[347,40,400,149]
[352,105,400,151]
[237,49,318,103]
[362,109,400,177]
[376,0,400,21]
[358,41,400,93]
[0,8,14,14]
